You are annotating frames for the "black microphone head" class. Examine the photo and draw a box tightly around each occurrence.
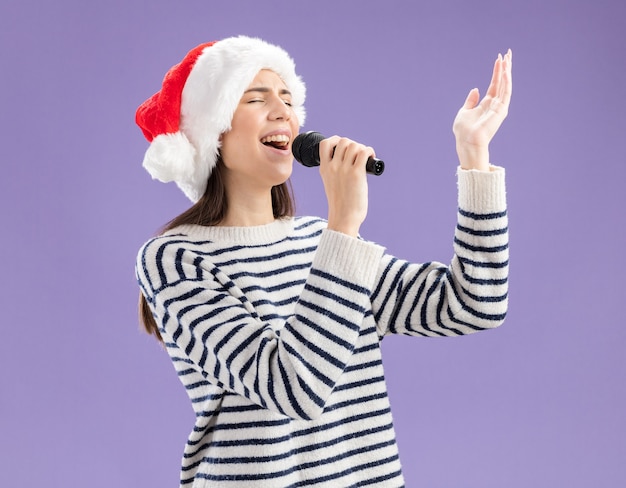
[292,131,324,167]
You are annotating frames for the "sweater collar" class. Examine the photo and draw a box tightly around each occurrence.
[166,217,295,245]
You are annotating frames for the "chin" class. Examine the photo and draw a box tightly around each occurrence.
[273,160,293,182]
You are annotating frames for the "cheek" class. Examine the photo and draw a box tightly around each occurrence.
[290,118,299,137]
[291,111,300,128]
[221,125,246,151]
[219,133,239,166]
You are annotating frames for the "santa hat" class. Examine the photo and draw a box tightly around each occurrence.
[135,36,306,202]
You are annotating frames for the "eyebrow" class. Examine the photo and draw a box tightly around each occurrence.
[244,87,292,96]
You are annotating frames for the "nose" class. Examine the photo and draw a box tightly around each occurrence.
[268,94,291,121]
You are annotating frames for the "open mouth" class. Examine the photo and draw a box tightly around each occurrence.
[260,134,290,150]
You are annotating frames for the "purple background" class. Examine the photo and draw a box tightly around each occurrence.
[2,0,624,486]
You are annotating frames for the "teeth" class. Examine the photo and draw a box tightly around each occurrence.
[260,134,290,145]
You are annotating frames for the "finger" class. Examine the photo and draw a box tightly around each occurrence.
[319,136,341,164]
[504,48,512,71]
[339,139,366,168]
[486,53,503,99]
[497,50,509,96]
[344,142,373,169]
[497,49,513,108]
[505,49,513,94]
[354,146,375,171]
[462,87,480,110]
[331,137,352,164]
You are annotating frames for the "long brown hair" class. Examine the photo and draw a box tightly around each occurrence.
[139,158,295,342]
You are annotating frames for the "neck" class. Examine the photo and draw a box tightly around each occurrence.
[220,186,275,227]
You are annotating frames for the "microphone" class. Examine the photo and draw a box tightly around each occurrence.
[292,131,385,176]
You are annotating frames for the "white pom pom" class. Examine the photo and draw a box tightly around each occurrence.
[143,131,214,202]
[142,132,197,183]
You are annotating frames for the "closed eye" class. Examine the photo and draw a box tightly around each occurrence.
[244,86,293,107]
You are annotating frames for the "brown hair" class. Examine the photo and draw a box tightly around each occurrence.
[139,159,295,342]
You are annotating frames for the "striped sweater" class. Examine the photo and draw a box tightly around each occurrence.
[136,168,508,487]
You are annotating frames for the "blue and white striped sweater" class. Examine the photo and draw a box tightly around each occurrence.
[136,168,508,487]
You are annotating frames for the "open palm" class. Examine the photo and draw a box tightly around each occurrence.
[453,50,513,170]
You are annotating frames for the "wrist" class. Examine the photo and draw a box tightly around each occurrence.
[456,144,490,171]
[326,215,361,238]
[326,224,360,238]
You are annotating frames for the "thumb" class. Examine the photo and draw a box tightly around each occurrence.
[462,88,480,109]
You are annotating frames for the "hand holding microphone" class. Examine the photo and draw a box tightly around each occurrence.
[292,132,381,237]
[292,131,385,175]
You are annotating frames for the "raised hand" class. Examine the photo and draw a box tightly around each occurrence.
[453,49,513,171]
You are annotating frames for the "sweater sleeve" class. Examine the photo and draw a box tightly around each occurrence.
[136,229,385,420]
[372,167,509,337]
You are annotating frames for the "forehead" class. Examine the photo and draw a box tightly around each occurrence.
[247,69,288,89]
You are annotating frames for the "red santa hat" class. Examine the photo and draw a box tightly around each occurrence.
[135,36,306,202]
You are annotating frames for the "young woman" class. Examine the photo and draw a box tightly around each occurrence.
[135,36,512,487]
